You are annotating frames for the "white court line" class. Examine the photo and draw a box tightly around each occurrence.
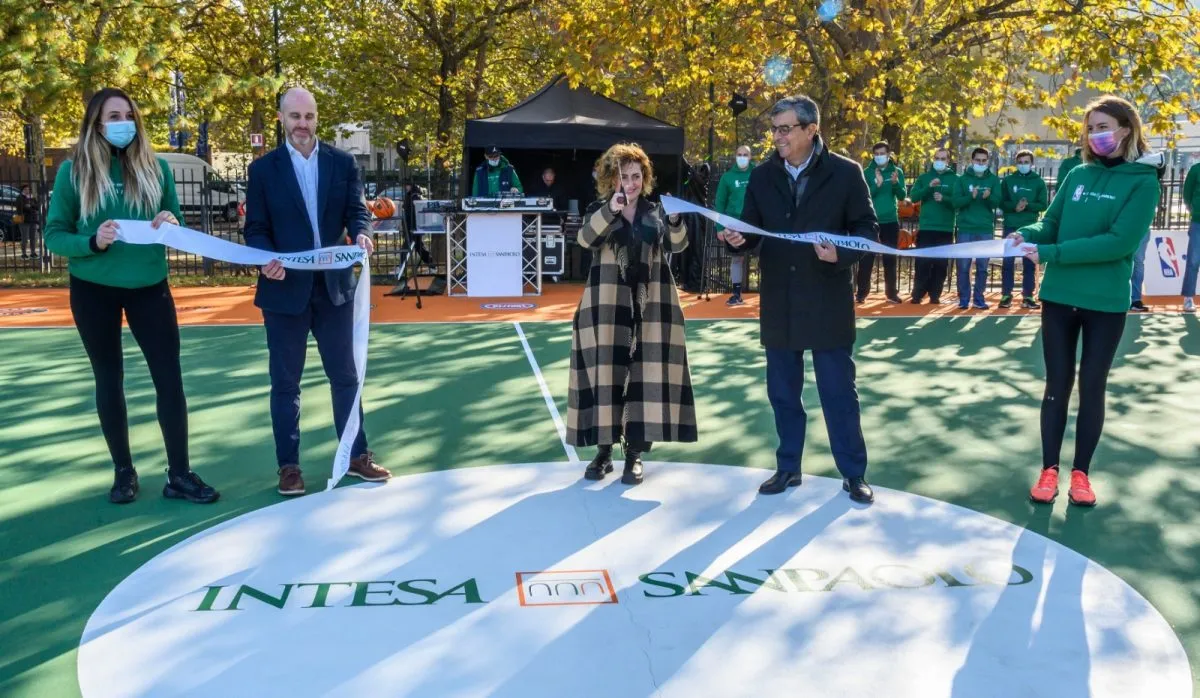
[513,321,579,463]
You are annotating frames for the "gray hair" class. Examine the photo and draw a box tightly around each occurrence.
[770,95,820,127]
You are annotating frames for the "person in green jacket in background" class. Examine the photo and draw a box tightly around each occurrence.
[1058,147,1082,186]
[908,146,957,304]
[999,149,1048,309]
[856,141,905,304]
[952,146,1002,309]
[715,145,752,305]
[43,87,219,506]
[1010,95,1162,507]
[1180,158,1200,312]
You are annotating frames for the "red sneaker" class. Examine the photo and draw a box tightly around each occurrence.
[1030,467,1059,503]
[1068,470,1097,507]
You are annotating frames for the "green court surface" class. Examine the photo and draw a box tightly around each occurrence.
[1,315,1197,696]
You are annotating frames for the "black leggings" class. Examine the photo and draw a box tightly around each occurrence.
[1040,300,1126,473]
[69,276,190,474]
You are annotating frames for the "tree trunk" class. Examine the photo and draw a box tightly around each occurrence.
[881,80,904,155]
[437,55,457,198]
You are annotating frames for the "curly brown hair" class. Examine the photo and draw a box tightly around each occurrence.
[594,143,655,200]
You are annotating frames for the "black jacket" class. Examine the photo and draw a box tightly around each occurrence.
[738,136,878,351]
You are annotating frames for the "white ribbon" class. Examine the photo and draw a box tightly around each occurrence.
[116,220,369,491]
[660,195,1031,258]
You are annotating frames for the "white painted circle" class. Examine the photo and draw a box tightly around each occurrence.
[78,463,1191,697]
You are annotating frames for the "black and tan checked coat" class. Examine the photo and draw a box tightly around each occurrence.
[566,198,698,448]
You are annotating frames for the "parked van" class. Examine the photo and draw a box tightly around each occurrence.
[157,152,244,223]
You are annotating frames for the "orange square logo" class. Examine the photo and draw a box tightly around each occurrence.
[516,570,618,607]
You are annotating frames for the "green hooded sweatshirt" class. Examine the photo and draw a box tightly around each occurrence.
[1181,161,1200,221]
[1058,149,1082,184]
[1000,169,1048,230]
[44,157,182,289]
[714,164,752,232]
[952,167,1001,234]
[865,160,906,224]
[909,166,957,233]
[1018,154,1163,313]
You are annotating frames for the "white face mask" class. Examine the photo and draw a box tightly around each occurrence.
[735,156,750,169]
[932,160,948,172]
[874,154,889,166]
[1017,164,1032,175]
[972,163,988,174]
[487,157,500,167]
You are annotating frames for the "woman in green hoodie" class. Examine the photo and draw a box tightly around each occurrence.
[44,87,218,505]
[1009,95,1161,507]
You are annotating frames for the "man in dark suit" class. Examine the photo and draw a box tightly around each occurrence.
[244,87,391,496]
[724,95,877,503]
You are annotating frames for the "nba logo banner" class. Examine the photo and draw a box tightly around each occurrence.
[1156,237,1180,278]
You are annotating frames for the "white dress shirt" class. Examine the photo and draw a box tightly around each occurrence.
[285,138,321,250]
[784,148,815,181]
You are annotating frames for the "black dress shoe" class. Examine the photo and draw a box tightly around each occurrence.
[759,470,802,495]
[163,470,220,503]
[843,477,874,503]
[109,466,139,504]
[584,446,614,481]
[621,446,645,485]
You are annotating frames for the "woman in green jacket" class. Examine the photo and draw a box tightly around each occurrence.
[44,87,218,505]
[1009,95,1161,507]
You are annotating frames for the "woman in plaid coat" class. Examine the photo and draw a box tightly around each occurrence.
[566,143,698,485]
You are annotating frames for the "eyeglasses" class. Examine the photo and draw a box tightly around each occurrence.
[770,123,808,135]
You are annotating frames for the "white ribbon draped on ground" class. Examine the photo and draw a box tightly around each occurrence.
[660,195,1030,258]
[116,220,369,491]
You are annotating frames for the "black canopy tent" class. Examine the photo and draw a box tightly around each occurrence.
[462,75,686,207]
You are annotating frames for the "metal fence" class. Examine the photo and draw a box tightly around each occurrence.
[2,159,1192,294]
[0,164,464,280]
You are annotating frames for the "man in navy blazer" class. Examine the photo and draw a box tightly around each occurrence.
[243,87,392,496]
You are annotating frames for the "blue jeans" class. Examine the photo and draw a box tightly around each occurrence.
[1131,231,1151,302]
[956,231,992,306]
[765,346,867,478]
[1001,227,1036,297]
[1182,222,1200,297]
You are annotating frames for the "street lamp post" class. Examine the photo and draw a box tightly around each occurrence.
[273,4,283,148]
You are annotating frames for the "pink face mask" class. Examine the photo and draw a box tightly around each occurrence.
[1089,130,1119,157]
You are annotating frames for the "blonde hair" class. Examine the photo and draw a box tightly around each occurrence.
[594,143,655,200]
[72,87,163,220]
[1081,95,1149,164]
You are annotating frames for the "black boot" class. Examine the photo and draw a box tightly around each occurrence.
[621,442,646,485]
[109,466,139,504]
[584,446,614,480]
[163,469,220,503]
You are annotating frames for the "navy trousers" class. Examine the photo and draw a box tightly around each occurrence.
[765,346,868,478]
[263,275,367,469]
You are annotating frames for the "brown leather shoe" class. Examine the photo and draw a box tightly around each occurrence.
[278,465,305,496]
[347,452,391,482]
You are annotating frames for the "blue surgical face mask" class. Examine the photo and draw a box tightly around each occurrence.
[487,157,500,167]
[972,163,988,174]
[103,121,137,149]
[874,154,889,166]
[735,156,750,169]
[1017,163,1032,175]
[932,160,948,172]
